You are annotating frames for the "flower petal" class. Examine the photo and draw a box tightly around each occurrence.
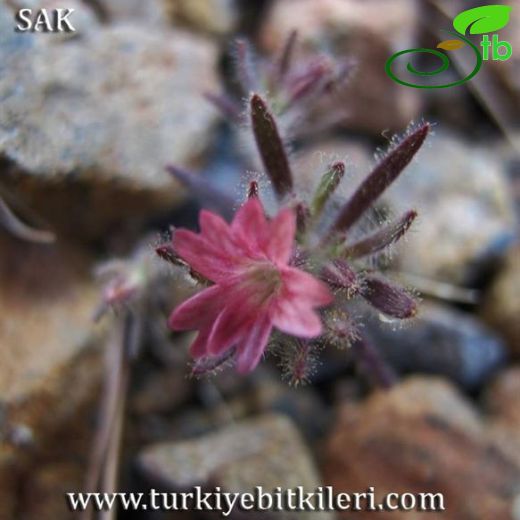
[168,285,223,330]
[206,303,251,356]
[235,313,272,373]
[174,229,243,282]
[199,210,237,255]
[271,268,331,337]
[282,267,333,306]
[231,197,270,255]
[271,301,323,337]
[266,207,296,264]
[189,327,212,358]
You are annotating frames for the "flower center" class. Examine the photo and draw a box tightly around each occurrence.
[245,262,283,306]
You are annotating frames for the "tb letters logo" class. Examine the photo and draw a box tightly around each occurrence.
[386,5,513,88]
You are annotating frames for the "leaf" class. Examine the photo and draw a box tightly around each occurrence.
[453,5,512,35]
[437,39,466,51]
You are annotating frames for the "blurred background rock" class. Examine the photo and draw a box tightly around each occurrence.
[0,0,518,519]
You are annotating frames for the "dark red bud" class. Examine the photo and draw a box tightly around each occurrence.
[250,93,293,197]
[321,260,360,297]
[361,275,417,319]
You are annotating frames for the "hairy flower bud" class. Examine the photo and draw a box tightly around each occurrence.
[311,161,346,217]
[278,339,320,386]
[323,310,361,349]
[361,275,418,319]
[321,259,360,298]
[250,93,293,197]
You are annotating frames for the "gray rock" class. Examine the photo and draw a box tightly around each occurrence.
[365,302,507,391]
[139,414,332,519]
[0,3,219,238]
[384,131,515,285]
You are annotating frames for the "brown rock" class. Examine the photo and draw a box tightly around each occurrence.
[0,3,219,240]
[0,468,17,520]
[17,462,84,520]
[164,0,238,35]
[486,367,520,428]
[323,377,520,519]
[0,234,104,518]
[482,245,520,357]
[485,368,520,468]
[261,0,422,134]
[0,236,103,426]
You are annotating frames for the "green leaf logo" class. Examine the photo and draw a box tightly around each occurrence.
[453,5,512,35]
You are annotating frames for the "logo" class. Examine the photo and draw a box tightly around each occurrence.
[385,5,512,88]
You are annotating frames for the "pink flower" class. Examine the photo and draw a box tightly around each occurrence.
[169,197,333,373]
